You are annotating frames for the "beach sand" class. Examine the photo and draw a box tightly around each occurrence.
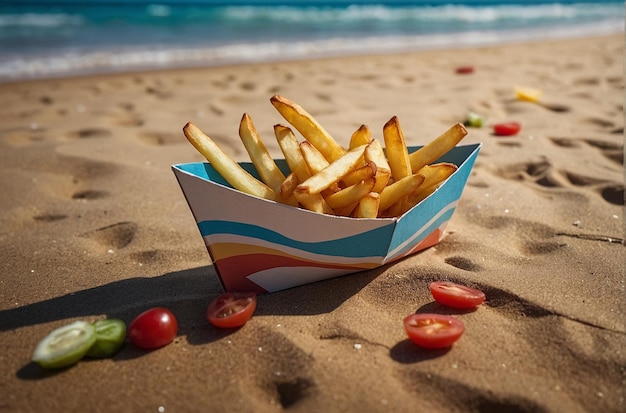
[0,34,624,412]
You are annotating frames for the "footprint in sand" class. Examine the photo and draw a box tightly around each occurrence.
[600,184,624,206]
[110,113,144,127]
[235,325,315,408]
[128,250,164,265]
[80,221,138,250]
[39,95,54,105]
[548,137,580,149]
[495,154,624,206]
[582,138,624,165]
[550,137,624,206]
[208,103,225,116]
[444,256,483,272]
[66,128,111,140]
[584,117,616,130]
[145,86,174,99]
[473,215,567,256]
[137,131,184,146]
[105,103,144,127]
[2,128,47,147]
[12,155,114,211]
[390,365,550,413]
[71,189,109,200]
[33,213,68,222]
[239,81,256,91]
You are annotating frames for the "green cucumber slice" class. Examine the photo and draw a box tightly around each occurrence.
[464,112,484,128]
[32,321,96,369]
[86,319,126,358]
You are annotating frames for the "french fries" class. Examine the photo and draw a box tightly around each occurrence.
[183,122,277,201]
[349,124,372,149]
[183,95,468,218]
[364,139,391,193]
[270,95,346,162]
[383,116,412,181]
[239,113,286,193]
[296,144,368,195]
[409,123,467,172]
[354,192,380,219]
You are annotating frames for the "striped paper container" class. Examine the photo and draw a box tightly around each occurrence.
[172,143,480,294]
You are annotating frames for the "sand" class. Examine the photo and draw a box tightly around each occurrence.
[0,34,624,412]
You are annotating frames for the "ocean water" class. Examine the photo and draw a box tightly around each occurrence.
[0,1,623,81]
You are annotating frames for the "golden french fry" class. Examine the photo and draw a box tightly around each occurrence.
[384,200,405,218]
[297,144,368,194]
[300,141,330,174]
[274,124,311,183]
[280,172,299,199]
[371,169,391,195]
[301,141,345,195]
[364,139,392,193]
[378,173,425,213]
[354,192,380,218]
[324,178,375,210]
[270,95,346,162]
[349,125,372,149]
[406,163,458,208]
[334,204,357,217]
[346,125,372,183]
[341,162,377,187]
[383,116,412,181]
[408,123,467,173]
[416,163,458,188]
[279,193,299,207]
[294,187,334,215]
[406,187,437,211]
[239,113,286,193]
[273,125,334,213]
[183,122,277,201]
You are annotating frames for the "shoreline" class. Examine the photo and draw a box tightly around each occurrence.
[1,26,623,84]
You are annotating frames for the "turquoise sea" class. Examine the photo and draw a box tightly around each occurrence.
[0,1,623,81]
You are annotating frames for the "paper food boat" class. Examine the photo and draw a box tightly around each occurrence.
[172,143,481,294]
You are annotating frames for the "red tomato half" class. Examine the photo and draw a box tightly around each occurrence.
[404,313,465,349]
[493,122,521,136]
[430,281,486,309]
[207,292,257,329]
[128,307,178,350]
[455,66,475,74]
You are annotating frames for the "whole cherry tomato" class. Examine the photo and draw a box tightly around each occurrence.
[128,307,178,349]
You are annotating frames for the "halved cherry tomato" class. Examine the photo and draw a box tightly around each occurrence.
[455,66,474,74]
[430,281,485,309]
[207,292,257,329]
[404,313,465,349]
[493,122,521,136]
[128,307,178,349]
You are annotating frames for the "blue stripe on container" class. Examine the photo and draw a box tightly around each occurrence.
[197,220,394,258]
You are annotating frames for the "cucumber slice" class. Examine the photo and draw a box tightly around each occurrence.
[86,319,126,358]
[32,321,96,369]
[464,112,484,128]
